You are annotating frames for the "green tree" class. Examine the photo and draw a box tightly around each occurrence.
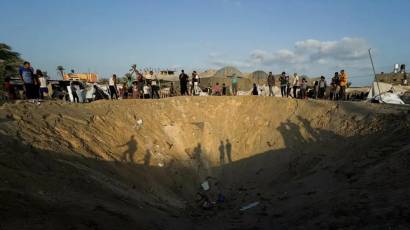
[0,43,24,89]
[122,73,132,83]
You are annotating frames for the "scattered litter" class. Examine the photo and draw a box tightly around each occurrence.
[201,181,210,191]
[158,162,164,167]
[240,201,259,211]
[135,119,143,129]
[217,193,225,203]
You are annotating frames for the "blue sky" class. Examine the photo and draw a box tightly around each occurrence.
[1,0,409,85]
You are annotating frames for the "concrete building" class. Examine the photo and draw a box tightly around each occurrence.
[375,72,408,85]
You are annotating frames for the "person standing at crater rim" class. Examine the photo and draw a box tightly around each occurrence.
[19,61,35,100]
[292,73,300,98]
[330,72,340,100]
[230,73,238,96]
[109,74,118,99]
[286,75,291,97]
[318,76,327,99]
[267,71,275,96]
[339,69,348,100]
[192,71,200,96]
[279,72,287,97]
[179,69,189,96]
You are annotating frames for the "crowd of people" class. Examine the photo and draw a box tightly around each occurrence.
[174,69,350,100]
[2,60,353,102]
[109,70,166,100]
[178,70,239,96]
[273,70,349,100]
[3,62,48,102]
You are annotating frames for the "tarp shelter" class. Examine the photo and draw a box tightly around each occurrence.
[193,67,252,91]
[213,66,242,79]
[367,81,405,104]
[368,82,395,98]
[249,71,268,84]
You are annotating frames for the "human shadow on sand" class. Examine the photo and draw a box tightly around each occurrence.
[219,139,233,165]
[119,135,138,163]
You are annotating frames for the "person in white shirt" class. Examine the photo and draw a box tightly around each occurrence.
[143,84,151,99]
[292,73,300,98]
[36,69,48,99]
[109,74,118,99]
[192,71,200,96]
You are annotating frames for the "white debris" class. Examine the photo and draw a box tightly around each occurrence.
[135,119,144,129]
[240,201,260,211]
[201,181,210,191]
[374,93,405,105]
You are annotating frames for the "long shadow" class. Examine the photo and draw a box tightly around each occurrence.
[225,139,232,163]
[206,116,410,229]
[143,149,151,166]
[218,140,225,165]
[0,132,203,230]
[219,139,233,166]
[118,135,138,163]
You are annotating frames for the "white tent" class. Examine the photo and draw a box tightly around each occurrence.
[367,82,405,104]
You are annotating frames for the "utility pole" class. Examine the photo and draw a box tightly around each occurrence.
[368,48,383,103]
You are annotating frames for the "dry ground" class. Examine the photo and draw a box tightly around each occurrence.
[0,97,409,229]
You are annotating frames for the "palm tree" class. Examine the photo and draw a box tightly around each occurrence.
[57,65,65,80]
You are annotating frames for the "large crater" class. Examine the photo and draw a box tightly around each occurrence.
[0,97,409,230]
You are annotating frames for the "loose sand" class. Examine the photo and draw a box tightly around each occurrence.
[0,97,409,229]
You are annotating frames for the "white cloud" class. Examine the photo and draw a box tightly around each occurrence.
[250,37,369,67]
[208,37,372,81]
[250,49,305,65]
[295,37,369,61]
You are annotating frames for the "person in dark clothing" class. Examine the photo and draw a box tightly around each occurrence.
[70,81,79,103]
[109,74,118,99]
[179,70,189,95]
[252,83,258,95]
[222,83,227,95]
[330,72,340,100]
[318,76,327,99]
[300,78,307,99]
[137,73,144,98]
[32,70,41,100]
[279,72,287,97]
[19,61,35,99]
[267,72,275,96]
[286,75,291,97]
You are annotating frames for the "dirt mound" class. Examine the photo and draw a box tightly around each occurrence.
[0,97,410,230]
